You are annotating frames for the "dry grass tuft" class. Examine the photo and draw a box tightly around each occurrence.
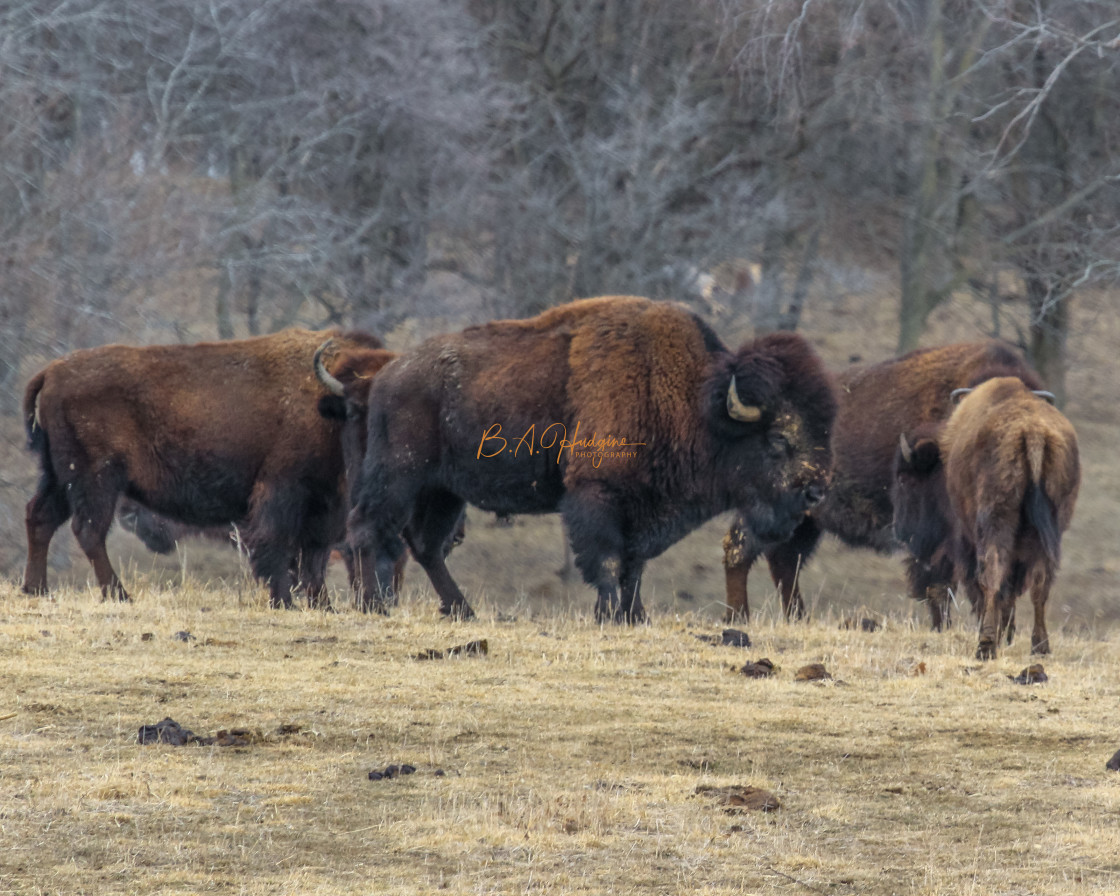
[2,580,1119,895]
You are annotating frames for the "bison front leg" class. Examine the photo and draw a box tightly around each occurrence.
[904,556,954,631]
[70,495,130,602]
[763,516,821,621]
[561,489,630,624]
[618,557,646,625]
[405,490,474,620]
[721,517,760,623]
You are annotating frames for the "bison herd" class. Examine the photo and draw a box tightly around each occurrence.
[19,295,1080,660]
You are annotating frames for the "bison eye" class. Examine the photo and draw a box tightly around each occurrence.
[767,433,791,458]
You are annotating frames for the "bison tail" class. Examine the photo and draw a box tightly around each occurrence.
[1023,479,1061,568]
[22,370,49,461]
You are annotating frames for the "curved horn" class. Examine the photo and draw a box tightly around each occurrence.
[726,375,762,423]
[899,433,913,465]
[1032,390,1056,404]
[313,340,345,397]
[949,387,973,405]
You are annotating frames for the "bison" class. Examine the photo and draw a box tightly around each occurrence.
[312,339,464,597]
[721,340,1044,628]
[343,295,838,621]
[22,327,381,607]
[893,377,1079,659]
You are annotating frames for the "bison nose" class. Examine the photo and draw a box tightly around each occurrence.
[804,482,826,508]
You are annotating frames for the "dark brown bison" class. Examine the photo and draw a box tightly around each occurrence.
[312,339,464,597]
[344,295,838,621]
[721,340,1043,627]
[22,327,381,607]
[893,377,1079,659]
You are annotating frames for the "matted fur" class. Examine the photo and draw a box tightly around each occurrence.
[346,295,837,621]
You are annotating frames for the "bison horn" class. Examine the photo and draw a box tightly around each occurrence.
[313,340,345,397]
[1032,390,1056,404]
[949,387,973,405]
[726,375,762,423]
[898,433,913,465]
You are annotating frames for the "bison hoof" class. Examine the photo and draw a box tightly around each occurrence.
[1030,639,1051,656]
[441,603,475,621]
[976,641,997,661]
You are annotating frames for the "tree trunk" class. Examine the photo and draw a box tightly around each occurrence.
[1026,272,1068,407]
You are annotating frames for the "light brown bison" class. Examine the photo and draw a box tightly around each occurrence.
[22,328,381,607]
[722,340,1044,628]
[344,295,838,621]
[894,377,1080,659]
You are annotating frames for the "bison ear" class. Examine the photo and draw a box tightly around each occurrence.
[726,375,763,423]
[317,395,347,421]
[912,438,942,473]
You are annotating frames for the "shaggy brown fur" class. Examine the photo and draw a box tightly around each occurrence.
[722,340,1042,626]
[938,377,1079,658]
[346,295,837,620]
[23,328,381,607]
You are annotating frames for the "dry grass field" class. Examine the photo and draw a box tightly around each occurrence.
[2,580,1119,896]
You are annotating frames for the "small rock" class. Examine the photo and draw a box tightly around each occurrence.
[368,762,420,781]
[1106,750,1120,772]
[721,628,751,648]
[697,784,780,812]
[172,630,193,642]
[414,639,488,661]
[839,617,881,632]
[140,632,154,642]
[739,658,776,678]
[138,717,197,745]
[794,663,832,682]
[1009,664,1048,685]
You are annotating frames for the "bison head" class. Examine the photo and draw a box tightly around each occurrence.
[714,331,837,544]
[892,426,953,565]
[314,340,398,500]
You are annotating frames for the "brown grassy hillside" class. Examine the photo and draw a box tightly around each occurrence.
[1,582,1118,895]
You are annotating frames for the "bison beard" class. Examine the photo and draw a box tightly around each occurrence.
[893,377,1080,659]
[345,295,837,622]
[721,340,1044,627]
[22,328,381,607]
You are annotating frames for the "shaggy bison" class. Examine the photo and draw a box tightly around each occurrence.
[721,340,1043,627]
[893,377,1079,659]
[344,295,837,621]
[22,327,381,607]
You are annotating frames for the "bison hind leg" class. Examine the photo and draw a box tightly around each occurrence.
[23,474,71,595]
[1027,565,1054,655]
